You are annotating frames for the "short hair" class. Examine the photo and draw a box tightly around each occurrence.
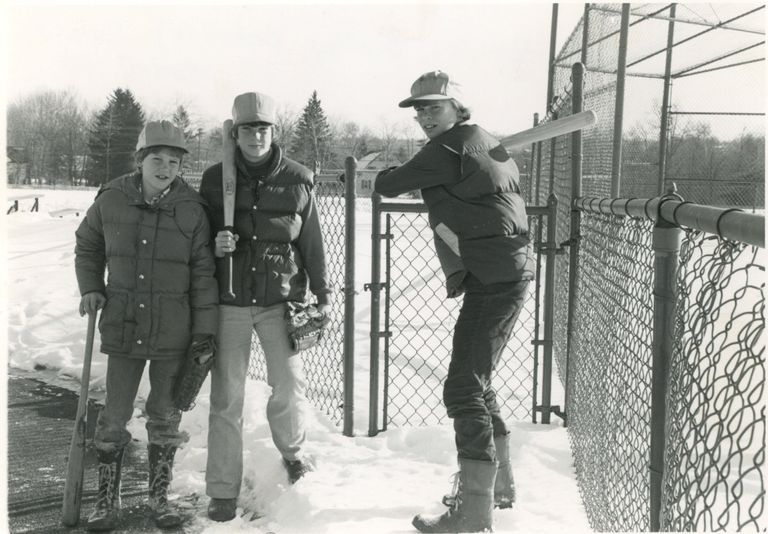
[135,146,186,167]
[451,99,472,121]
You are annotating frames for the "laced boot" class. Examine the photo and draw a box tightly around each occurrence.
[413,458,496,533]
[443,435,516,510]
[493,433,516,509]
[148,444,182,529]
[85,448,124,532]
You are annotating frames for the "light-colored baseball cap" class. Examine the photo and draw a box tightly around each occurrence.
[398,70,464,108]
[135,120,188,153]
[232,92,276,126]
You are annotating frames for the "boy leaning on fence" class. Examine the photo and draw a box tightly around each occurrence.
[198,91,333,522]
[374,70,535,533]
[74,120,219,531]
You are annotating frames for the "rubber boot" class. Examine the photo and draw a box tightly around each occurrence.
[85,448,124,532]
[493,433,516,509]
[443,435,516,510]
[413,458,496,533]
[148,444,182,529]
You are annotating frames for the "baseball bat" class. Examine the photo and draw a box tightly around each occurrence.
[500,110,597,151]
[220,119,236,302]
[61,311,97,527]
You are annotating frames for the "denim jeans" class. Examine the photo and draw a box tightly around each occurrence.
[443,275,529,462]
[206,303,307,499]
[94,356,185,452]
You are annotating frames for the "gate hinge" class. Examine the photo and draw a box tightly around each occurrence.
[371,331,393,339]
[374,233,394,240]
[533,242,567,255]
[364,282,388,292]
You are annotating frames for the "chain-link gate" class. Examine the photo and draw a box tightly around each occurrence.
[366,195,560,435]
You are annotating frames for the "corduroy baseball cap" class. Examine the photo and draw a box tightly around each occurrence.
[232,92,276,126]
[398,70,464,108]
[135,120,188,153]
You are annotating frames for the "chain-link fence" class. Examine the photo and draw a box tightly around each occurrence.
[568,197,765,531]
[367,200,552,432]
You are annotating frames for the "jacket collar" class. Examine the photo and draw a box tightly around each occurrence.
[235,143,283,182]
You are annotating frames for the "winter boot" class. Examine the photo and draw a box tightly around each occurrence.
[148,444,182,529]
[283,457,314,484]
[493,433,516,509]
[85,448,124,532]
[413,458,496,533]
[443,435,516,510]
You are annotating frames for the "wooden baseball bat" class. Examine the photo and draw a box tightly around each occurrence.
[220,119,236,302]
[61,311,97,527]
[500,110,597,151]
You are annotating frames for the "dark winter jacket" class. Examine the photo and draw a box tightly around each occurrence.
[75,173,219,359]
[374,123,534,297]
[199,144,332,308]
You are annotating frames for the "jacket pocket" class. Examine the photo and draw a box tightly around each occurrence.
[153,294,192,351]
[99,290,131,352]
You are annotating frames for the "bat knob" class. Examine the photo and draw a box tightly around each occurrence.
[220,291,236,302]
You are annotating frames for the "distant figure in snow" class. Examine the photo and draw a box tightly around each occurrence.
[374,70,534,533]
[75,120,218,531]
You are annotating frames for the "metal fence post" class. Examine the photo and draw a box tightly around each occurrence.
[368,192,383,436]
[658,4,677,195]
[650,186,683,531]
[343,156,356,437]
[540,193,559,425]
[611,3,630,197]
[564,62,586,428]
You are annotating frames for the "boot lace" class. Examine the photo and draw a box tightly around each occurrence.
[95,462,117,510]
[151,457,172,508]
[445,471,462,511]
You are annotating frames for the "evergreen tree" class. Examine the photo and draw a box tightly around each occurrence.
[86,88,145,185]
[291,91,332,172]
[172,105,194,140]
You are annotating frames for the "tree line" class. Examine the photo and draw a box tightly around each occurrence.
[6,87,426,187]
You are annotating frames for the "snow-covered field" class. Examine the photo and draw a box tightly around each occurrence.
[2,186,590,533]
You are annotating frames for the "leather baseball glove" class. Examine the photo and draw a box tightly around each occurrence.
[172,334,216,411]
[286,302,330,352]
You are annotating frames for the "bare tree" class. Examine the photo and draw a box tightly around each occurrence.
[273,104,298,153]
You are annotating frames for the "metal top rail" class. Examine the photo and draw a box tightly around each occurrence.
[575,196,765,248]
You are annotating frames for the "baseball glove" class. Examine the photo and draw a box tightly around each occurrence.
[286,303,330,352]
[172,335,216,411]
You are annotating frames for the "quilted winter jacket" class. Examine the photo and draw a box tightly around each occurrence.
[75,173,219,359]
[375,123,534,297]
[199,144,332,308]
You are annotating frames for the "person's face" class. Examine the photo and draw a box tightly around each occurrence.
[141,147,181,196]
[413,100,460,139]
[236,123,273,162]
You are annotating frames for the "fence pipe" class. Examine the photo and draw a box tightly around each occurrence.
[368,192,383,437]
[528,113,539,204]
[649,187,683,531]
[540,193,559,425]
[564,62,585,428]
[581,4,590,64]
[547,4,559,113]
[611,4,630,197]
[548,111,559,196]
[658,4,676,195]
[343,157,357,437]
[574,196,765,248]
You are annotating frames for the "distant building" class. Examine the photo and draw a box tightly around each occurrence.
[7,146,30,185]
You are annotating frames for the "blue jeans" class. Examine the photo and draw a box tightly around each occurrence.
[443,275,529,462]
[206,303,307,499]
[94,356,185,452]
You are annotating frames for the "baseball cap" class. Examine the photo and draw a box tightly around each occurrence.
[398,70,464,108]
[135,120,188,153]
[232,92,276,126]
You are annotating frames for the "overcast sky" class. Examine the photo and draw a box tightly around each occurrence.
[4,2,586,136]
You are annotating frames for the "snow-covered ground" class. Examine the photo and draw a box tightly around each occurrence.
[2,186,590,533]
